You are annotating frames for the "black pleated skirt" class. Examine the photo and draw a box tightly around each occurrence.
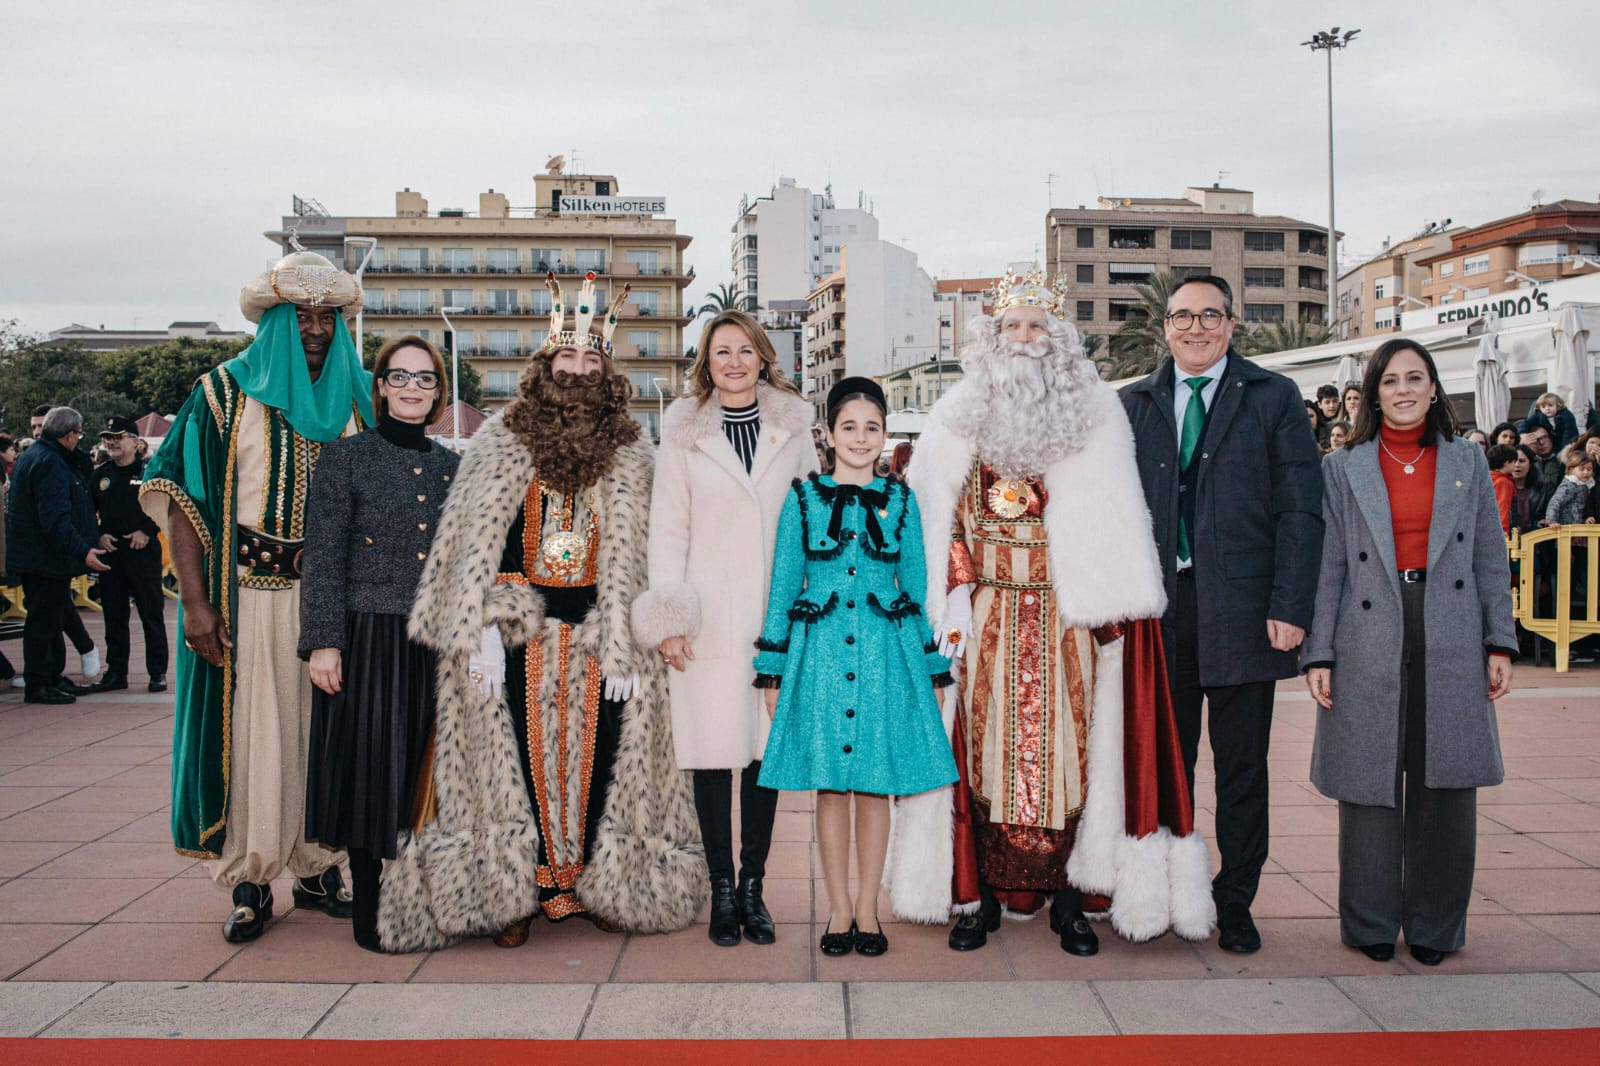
[306,610,437,859]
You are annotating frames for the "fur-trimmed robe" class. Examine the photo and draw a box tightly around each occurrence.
[890,380,1216,944]
[379,415,707,952]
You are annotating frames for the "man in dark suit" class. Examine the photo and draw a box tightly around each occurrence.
[1121,275,1324,954]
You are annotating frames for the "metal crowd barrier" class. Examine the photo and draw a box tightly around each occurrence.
[1509,525,1600,672]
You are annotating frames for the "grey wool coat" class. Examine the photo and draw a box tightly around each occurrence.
[378,415,707,952]
[1303,438,1516,807]
[297,427,460,657]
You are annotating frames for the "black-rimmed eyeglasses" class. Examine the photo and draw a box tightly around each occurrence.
[381,369,441,390]
[1165,309,1230,331]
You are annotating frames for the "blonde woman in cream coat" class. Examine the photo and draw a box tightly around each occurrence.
[633,309,817,948]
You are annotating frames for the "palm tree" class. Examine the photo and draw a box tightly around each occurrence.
[1238,317,1332,356]
[697,283,740,318]
[1103,270,1181,380]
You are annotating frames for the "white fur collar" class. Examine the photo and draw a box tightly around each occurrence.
[906,382,1166,629]
[660,383,812,448]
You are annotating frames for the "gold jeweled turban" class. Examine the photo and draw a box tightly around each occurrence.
[239,250,363,324]
[994,266,1071,317]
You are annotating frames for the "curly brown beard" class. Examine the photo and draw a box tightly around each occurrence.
[502,356,640,495]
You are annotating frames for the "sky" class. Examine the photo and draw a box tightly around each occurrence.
[2,0,1595,337]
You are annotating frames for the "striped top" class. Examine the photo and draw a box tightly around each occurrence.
[722,402,761,473]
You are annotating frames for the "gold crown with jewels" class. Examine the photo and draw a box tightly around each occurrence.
[545,271,630,356]
[993,266,1070,317]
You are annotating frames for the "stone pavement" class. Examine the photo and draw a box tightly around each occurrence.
[2,611,1598,1039]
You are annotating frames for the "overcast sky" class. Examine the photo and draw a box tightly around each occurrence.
[3,0,1595,337]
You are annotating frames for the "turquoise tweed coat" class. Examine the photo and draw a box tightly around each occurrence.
[754,474,957,796]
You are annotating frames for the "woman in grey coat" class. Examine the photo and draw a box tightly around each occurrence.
[1303,338,1515,967]
[300,336,460,951]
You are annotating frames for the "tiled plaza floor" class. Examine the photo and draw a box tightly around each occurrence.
[2,610,1598,1038]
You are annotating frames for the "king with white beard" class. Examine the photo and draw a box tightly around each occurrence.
[890,268,1215,954]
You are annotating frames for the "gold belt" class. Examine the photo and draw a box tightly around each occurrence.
[974,574,1053,591]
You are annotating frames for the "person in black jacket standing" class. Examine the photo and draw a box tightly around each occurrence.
[6,407,110,704]
[1121,276,1324,955]
[90,417,169,693]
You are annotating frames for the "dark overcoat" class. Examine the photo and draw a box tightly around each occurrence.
[1303,439,1515,806]
[6,438,97,578]
[1121,353,1325,686]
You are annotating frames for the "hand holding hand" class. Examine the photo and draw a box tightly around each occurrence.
[469,624,506,699]
[1267,618,1306,653]
[938,583,974,660]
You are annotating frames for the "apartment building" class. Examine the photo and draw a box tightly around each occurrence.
[1416,199,1600,309]
[731,178,877,312]
[1335,224,1459,340]
[934,276,999,362]
[1044,185,1332,347]
[265,165,694,440]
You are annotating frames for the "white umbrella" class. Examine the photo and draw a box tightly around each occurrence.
[1334,353,1362,390]
[1472,332,1510,431]
[884,410,928,437]
[1550,304,1594,425]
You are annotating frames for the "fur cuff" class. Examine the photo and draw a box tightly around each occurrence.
[483,582,548,648]
[630,582,701,651]
[1106,829,1174,943]
[884,783,956,924]
[376,834,449,954]
[1167,829,1218,940]
[578,828,708,933]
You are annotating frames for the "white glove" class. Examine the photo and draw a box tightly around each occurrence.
[938,583,974,660]
[469,624,505,699]
[604,674,640,702]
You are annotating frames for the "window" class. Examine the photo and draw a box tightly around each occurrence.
[1244,268,1284,288]
[487,329,519,355]
[1438,261,1455,278]
[1339,292,1350,315]
[531,247,562,271]
[1374,314,1395,330]
[1243,303,1284,323]
[627,330,659,357]
[633,290,659,315]
[1372,276,1399,301]
[626,249,660,273]
[350,245,383,270]
[1108,262,1155,286]
[398,248,427,271]
[1076,300,1094,322]
[486,289,519,314]
[1171,229,1212,251]
[487,249,519,273]
[629,372,666,398]
[1518,243,1562,266]
[530,329,549,349]
[848,225,858,235]
[485,371,518,399]
[631,410,659,442]
[442,288,473,312]
[1108,228,1155,250]
[1076,227,1095,249]
[1468,286,1490,298]
[1463,254,1490,276]
[1174,265,1212,280]
[398,289,429,313]
[442,248,475,272]
[410,329,429,342]
[365,289,386,311]
[1244,231,1285,252]
[444,328,472,354]
[1076,263,1095,284]
[1298,232,1328,255]
[574,249,605,272]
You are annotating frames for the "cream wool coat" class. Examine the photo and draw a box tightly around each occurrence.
[632,384,818,769]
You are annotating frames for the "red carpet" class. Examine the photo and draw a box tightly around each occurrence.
[3,1031,1596,1064]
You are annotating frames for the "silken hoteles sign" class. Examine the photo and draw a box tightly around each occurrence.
[555,195,666,216]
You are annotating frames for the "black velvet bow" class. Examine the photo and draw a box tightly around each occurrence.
[825,484,889,550]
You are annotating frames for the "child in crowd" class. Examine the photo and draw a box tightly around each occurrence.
[1544,449,1596,528]
[1524,392,1580,452]
[754,377,956,959]
[1487,444,1518,535]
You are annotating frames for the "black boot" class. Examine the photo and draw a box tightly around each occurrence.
[736,874,776,945]
[1049,887,1099,956]
[222,882,273,943]
[708,876,741,947]
[948,885,1001,951]
[293,866,354,919]
[348,849,383,953]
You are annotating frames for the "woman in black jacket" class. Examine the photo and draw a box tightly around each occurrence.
[300,336,459,951]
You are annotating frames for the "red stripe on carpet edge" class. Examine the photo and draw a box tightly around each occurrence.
[2,1031,1597,1065]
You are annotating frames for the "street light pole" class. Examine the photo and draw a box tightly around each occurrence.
[652,376,669,441]
[441,306,464,451]
[1304,27,1359,332]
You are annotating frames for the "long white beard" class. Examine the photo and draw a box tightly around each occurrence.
[944,319,1104,479]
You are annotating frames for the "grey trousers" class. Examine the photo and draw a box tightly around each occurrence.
[1337,580,1477,952]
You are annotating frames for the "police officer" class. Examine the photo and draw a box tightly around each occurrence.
[91,417,168,692]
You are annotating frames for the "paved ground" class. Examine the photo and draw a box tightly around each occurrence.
[2,610,1598,1038]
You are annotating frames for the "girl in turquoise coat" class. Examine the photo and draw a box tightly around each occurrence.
[756,378,956,958]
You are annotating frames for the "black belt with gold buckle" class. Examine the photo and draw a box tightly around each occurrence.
[237,527,304,579]
[1400,567,1427,584]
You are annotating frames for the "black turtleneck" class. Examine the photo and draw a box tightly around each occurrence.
[378,413,431,452]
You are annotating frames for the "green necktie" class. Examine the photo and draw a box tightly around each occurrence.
[1176,375,1212,562]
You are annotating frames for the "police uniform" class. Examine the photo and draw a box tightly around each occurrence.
[92,416,168,690]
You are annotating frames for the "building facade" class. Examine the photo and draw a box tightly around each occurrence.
[48,321,249,352]
[933,277,999,363]
[265,166,695,440]
[803,270,847,422]
[878,359,965,413]
[1416,199,1600,310]
[1335,225,1459,340]
[1045,185,1332,348]
[731,178,877,313]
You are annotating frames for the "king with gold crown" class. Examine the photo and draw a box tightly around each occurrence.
[380,271,706,952]
[890,266,1217,955]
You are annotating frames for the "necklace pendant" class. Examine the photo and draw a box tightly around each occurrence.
[1403,463,1416,475]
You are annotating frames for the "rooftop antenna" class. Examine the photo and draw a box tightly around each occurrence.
[1217,170,1230,186]
[1530,188,1545,207]
[1046,173,1060,210]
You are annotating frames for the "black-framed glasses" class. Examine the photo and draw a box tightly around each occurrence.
[381,369,441,390]
[1165,309,1230,331]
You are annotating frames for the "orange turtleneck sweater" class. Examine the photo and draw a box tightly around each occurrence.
[1378,421,1437,571]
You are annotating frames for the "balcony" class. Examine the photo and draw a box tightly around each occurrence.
[1299,232,1328,256]
[365,303,436,316]
[1108,228,1156,251]
[364,258,695,281]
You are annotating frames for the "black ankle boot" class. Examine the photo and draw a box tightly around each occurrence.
[348,849,382,953]
[708,876,741,947]
[736,874,775,945]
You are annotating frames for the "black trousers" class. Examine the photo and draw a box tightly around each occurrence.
[1171,570,1275,911]
[1337,580,1476,952]
[99,543,168,676]
[19,573,73,687]
[62,598,92,656]
[693,761,778,882]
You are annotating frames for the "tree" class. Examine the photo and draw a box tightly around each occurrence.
[0,320,131,438]
[1080,333,1105,359]
[697,283,739,318]
[363,331,484,408]
[1237,317,1332,357]
[100,336,247,418]
[1102,270,1182,380]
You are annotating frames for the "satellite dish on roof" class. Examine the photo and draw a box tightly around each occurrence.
[547,155,567,174]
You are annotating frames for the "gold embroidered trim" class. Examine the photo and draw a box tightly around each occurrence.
[239,573,295,591]
[539,892,586,920]
[196,407,244,854]
[140,478,214,557]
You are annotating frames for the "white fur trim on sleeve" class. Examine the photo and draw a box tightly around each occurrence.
[630,582,701,651]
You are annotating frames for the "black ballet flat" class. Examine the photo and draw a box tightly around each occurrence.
[853,921,888,957]
[820,920,855,957]
[1358,942,1395,962]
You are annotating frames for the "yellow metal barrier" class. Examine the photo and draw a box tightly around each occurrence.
[1509,525,1600,671]
[0,582,24,620]
[71,574,102,613]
